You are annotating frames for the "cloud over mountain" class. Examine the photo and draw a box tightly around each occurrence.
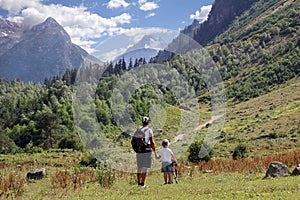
[0,0,216,53]
[190,5,212,22]
[0,0,132,53]
[0,17,98,83]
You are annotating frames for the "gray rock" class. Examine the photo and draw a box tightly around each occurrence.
[26,168,46,180]
[291,164,300,176]
[265,161,290,178]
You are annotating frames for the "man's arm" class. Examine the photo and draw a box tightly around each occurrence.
[149,130,156,152]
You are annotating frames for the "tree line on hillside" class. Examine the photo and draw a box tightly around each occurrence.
[102,57,147,76]
[1,30,299,153]
[0,76,82,154]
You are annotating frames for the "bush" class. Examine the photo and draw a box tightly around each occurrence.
[96,163,115,188]
[25,142,43,153]
[232,144,248,160]
[188,141,213,163]
[0,131,21,154]
[58,136,83,151]
[79,153,98,168]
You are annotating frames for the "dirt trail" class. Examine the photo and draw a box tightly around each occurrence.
[194,114,225,131]
[172,114,225,143]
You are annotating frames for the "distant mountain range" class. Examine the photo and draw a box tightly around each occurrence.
[0,0,290,84]
[114,35,169,65]
[0,17,98,83]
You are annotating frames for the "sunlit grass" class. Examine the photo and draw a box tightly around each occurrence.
[1,150,299,199]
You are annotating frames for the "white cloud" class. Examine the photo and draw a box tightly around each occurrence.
[0,0,40,15]
[99,47,128,62]
[190,5,212,22]
[0,0,132,53]
[139,2,159,11]
[122,27,173,41]
[107,0,130,9]
[138,0,147,4]
[93,28,178,61]
[145,12,155,18]
[111,13,131,24]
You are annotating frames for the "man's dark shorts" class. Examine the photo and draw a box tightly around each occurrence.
[136,151,152,168]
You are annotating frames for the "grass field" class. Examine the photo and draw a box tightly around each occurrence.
[92,172,300,200]
[1,150,299,200]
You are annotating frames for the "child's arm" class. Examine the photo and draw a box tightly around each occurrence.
[155,152,161,159]
[171,153,177,164]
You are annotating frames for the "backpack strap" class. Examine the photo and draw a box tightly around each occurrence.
[140,127,149,138]
[140,127,152,151]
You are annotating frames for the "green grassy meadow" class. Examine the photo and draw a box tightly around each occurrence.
[1,150,299,200]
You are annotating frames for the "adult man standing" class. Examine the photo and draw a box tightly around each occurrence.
[136,116,156,188]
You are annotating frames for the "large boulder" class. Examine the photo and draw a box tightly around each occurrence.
[265,161,290,178]
[291,164,300,176]
[26,168,46,180]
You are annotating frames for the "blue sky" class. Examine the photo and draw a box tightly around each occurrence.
[0,0,214,53]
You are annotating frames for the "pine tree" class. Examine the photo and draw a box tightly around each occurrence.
[128,58,133,70]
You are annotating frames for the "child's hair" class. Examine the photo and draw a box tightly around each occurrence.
[162,139,169,147]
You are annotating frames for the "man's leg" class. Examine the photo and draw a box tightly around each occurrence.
[137,167,142,186]
[140,167,147,186]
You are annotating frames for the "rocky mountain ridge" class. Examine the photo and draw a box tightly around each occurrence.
[182,0,259,45]
[0,17,96,83]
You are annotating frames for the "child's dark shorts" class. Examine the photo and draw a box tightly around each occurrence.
[161,162,173,172]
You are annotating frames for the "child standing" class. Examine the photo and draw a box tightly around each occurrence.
[155,139,177,184]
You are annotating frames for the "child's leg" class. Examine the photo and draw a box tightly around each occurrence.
[167,172,173,183]
[164,172,168,183]
[173,167,178,183]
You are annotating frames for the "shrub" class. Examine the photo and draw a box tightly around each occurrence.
[188,141,213,163]
[96,163,115,188]
[0,131,20,154]
[24,142,43,153]
[232,144,248,160]
[79,153,98,168]
[58,136,83,151]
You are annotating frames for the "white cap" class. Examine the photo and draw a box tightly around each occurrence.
[142,117,150,123]
[162,139,169,146]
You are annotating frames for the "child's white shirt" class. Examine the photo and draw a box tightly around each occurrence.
[158,147,173,163]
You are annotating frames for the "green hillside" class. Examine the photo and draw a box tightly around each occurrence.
[200,77,300,159]
[0,0,299,160]
[198,0,300,158]
[159,0,300,160]
[208,0,299,100]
